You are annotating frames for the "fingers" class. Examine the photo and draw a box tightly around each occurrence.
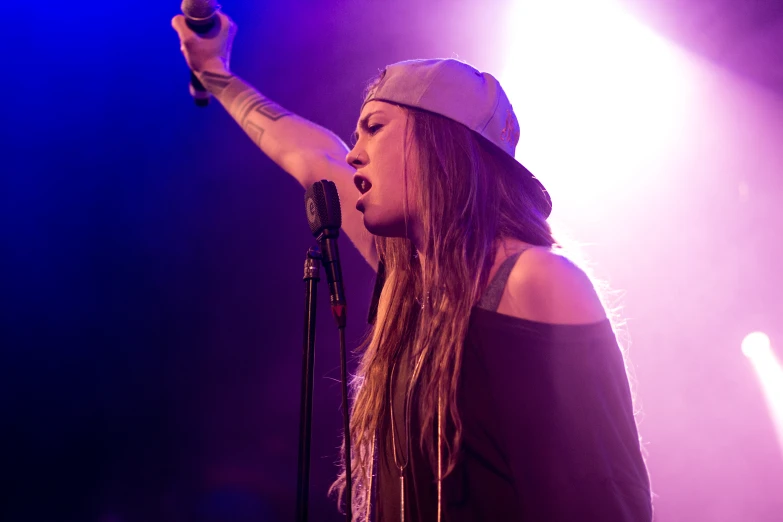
[171,14,185,35]
[216,11,238,42]
[217,11,236,32]
[171,14,196,42]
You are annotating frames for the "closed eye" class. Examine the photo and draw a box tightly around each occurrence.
[349,125,381,145]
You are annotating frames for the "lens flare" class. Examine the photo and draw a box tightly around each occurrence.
[742,331,772,358]
[742,332,783,457]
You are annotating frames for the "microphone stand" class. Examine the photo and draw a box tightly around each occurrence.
[319,230,352,521]
[296,247,321,522]
[299,180,352,521]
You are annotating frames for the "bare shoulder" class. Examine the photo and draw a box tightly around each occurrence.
[496,246,607,325]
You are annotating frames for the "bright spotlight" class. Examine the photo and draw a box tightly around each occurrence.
[742,332,772,359]
[500,0,696,219]
[742,333,783,458]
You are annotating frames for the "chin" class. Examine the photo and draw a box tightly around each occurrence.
[362,212,408,238]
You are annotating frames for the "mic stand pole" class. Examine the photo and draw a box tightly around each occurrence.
[296,247,321,522]
[318,229,352,521]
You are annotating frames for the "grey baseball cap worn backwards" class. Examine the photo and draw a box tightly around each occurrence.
[364,58,552,218]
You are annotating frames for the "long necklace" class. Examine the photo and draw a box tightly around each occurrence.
[389,348,426,522]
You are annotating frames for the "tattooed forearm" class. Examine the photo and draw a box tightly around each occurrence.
[231,90,292,125]
[199,71,234,94]
[206,75,329,161]
[219,88,291,146]
[246,121,265,147]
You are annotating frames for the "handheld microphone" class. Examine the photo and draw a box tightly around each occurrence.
[181,0,221,107]
[305,181,346,328]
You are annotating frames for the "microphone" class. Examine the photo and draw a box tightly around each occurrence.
[181,0,221,107]
[305,181,347,328]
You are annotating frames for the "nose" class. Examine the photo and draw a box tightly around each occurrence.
[346,147,366,168]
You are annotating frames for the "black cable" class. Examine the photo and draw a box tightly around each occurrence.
[339,326,353,521]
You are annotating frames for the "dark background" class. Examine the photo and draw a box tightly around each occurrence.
[2,1,783,521]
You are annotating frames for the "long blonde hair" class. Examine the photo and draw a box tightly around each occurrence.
[330,98,555,520]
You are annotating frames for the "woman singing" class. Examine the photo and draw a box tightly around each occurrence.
[172,11,652,521]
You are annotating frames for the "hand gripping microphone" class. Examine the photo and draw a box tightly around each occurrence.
[305,181,347,328]
[181,0,221,107]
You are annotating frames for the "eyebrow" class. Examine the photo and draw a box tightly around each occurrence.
[351,110,384,145]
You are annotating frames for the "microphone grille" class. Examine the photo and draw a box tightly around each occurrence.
[181,0,220,20]
[305,181,342,237]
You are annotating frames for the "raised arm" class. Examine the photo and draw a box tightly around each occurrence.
[172,12,377,268]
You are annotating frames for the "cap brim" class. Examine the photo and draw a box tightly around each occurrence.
[473,131,552,218]
[389,102,553,218]
[511,157,552,219]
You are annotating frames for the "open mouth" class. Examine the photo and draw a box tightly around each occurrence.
[354,174,372,195]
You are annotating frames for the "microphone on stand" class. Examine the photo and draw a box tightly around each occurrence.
[304,180,347,328]
[181,0,221,107]
[304,180,352,520]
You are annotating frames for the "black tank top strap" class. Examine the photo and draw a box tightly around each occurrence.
[477,248,530,312]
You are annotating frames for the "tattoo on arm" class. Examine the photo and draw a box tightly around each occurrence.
[199,71,233,94]
[232,90,292,124]
[246,122,265,147]
[227,89,292,146]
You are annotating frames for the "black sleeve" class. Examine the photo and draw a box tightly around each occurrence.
[479,316,653,521]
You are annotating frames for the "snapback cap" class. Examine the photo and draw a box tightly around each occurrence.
[363,58,552,218]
